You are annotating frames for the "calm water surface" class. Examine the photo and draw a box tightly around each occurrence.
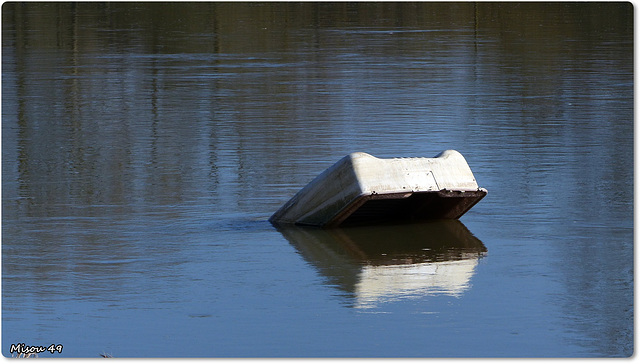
[2,3,633,357]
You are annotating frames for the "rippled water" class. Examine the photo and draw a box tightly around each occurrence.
[2,3,633,357]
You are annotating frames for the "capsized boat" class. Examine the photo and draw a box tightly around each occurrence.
[269,150,487,227]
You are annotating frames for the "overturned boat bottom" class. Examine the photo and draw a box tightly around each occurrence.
[269,151,488,227]
[315,189,487,227]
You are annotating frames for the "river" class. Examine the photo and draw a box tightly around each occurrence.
[2,2,633,357]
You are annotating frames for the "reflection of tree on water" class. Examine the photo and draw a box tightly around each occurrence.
[276,220,486,308]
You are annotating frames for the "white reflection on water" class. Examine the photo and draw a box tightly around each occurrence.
[277,220,487,309]
[355,258,478,309]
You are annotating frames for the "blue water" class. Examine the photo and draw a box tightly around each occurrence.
[2,2,633,357]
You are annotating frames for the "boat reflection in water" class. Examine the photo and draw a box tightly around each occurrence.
[276,220,487,308]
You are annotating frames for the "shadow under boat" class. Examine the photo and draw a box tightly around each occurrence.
[275,219,487,308]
